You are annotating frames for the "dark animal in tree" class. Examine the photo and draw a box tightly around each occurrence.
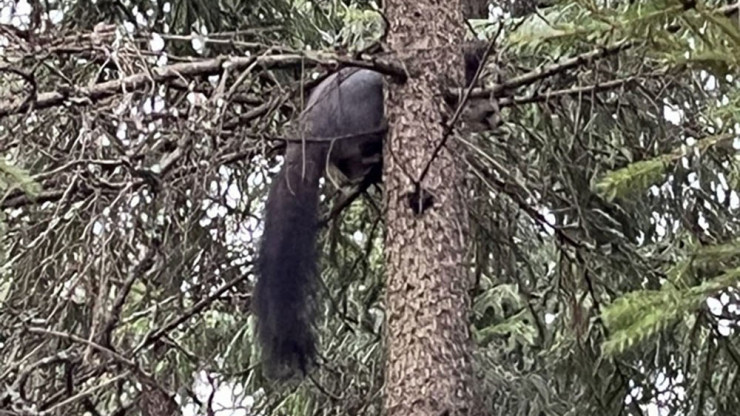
[254,48,488,379]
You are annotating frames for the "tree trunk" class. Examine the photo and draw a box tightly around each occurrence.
[382,1,477,415]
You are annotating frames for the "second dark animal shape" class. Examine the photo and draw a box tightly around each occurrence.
[255,48,487,379]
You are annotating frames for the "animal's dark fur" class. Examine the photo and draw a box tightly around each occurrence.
[255,144,325,378]
[255,46,488,379]
[255,68,384,379]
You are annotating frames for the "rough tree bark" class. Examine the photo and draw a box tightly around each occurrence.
[382,0,477,415]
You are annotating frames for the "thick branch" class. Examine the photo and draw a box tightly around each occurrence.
[0,53,404,118]
[447,40,634,100]
[0,40,638,120]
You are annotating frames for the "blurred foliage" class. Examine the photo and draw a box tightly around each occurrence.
[2,0,740,415]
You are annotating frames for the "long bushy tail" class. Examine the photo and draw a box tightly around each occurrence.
[255,143,326,379]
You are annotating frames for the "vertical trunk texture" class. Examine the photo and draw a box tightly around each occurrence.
[383,1,476,416]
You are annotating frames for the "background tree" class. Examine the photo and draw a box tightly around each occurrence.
[1,0,740,415]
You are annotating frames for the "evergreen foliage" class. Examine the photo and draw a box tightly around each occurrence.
[1,0,740,415]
